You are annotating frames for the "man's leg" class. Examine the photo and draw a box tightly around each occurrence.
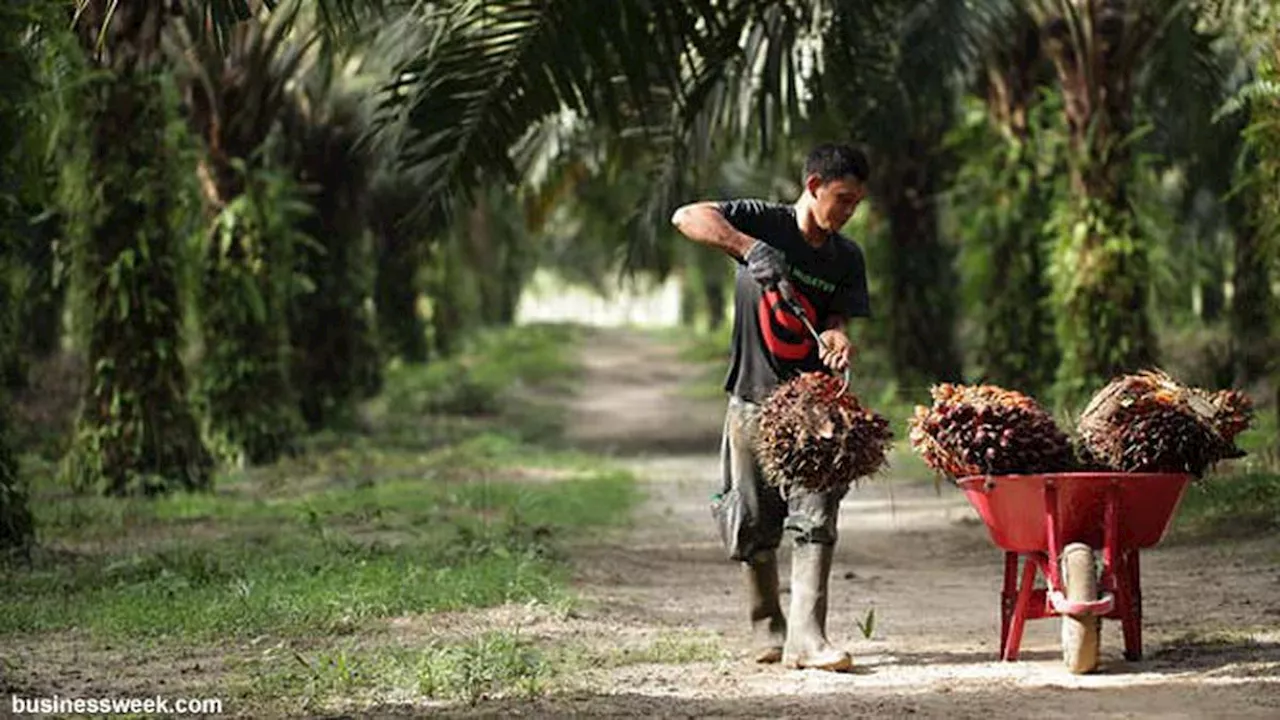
[711,397,788,662]
[782,484,853,671]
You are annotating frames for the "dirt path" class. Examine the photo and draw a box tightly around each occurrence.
[445,326,1280,718]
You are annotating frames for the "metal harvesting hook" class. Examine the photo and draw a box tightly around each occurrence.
[776,281,851,393]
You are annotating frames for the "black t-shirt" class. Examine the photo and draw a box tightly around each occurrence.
[718,198,871,403]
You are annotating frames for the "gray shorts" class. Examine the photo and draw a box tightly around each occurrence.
[711,395,847,561]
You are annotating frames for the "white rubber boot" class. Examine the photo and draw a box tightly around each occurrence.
[744,549,786,663]
[782,542,853,672]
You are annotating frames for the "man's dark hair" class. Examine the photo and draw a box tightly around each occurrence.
[803,143,870,184]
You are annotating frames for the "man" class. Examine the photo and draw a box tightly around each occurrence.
[670,143,871,672]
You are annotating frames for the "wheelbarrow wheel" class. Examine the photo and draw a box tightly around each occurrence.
[1061,542,1101,674]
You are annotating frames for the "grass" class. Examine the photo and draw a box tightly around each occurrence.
[378,323,582,420]
[230,627,726,713]
[0,322,662,715]
[1171,471,1280,540]
[1171,402,1280,540]
[2,465,637,642]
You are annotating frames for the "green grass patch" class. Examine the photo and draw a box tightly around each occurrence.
[380,323,583,419]
[1171,471,1280,540]
[2,468,637,641]
[236,631,556,712]
[2,322,640,648]
[579,630,727,668]
[667,324,732,366]
[231,627,725,714]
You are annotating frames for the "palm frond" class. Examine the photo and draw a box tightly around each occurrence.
[1216,78,1280,121]
[379,0,726,228]
[191,0,389,50]
[616,0,837,275]
[167,0,317,205]
[1137,1,1240,175]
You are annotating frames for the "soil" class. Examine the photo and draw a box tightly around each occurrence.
[435,326,1280,718]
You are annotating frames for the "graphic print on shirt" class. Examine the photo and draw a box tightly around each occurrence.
[756,285,817,361]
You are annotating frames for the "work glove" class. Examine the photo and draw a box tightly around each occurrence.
[744,241,788,288]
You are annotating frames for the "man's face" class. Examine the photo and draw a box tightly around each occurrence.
[807,175,867,232]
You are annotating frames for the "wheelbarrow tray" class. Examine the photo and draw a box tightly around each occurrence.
[954,471,1194,668]
[957,472,1192,553]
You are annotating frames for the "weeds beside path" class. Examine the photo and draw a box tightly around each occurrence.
[0,324,648,716]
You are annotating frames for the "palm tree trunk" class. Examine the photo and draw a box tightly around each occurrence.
[65,1,212,495]
[1227,186,1272,384]
[878,144,963,388]
[19,210,63,360]
[975,20,1058,395]
[195,158,303,464]
[0,190,31,552]
[704,275,727,331]
[467,198,502,327]
[2,2,62,389]
[369,179,431,364]
[287,127,382,427]
[0,398,31,554]
[691,243,728,332]
[1041,1,1157,404]
[374,233,429,363]
[0,1,38,549]
[427,240,470,357]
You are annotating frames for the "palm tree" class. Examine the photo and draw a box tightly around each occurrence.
[953,8,1060,395]
[1029,0,1171,402]
[168,4,311,464]
[2,0,64,390]
[1027,0,1269,403]
[280,56,383,427]
[31,0,753,492]
[368,173,433,363]
[1223,2,1279,427]
[0,0,44,549]
[62,0,213,495]
[817,0,982,388]
[1215,1,1280,386]
[621,0,983,389]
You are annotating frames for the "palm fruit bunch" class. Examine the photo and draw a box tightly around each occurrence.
[1207,388,1254,444]
[908,383,1076,478]
[1077,369,1252,476]
[755,372,893,492]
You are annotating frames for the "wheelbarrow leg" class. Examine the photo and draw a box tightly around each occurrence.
[1003,552,1039,662]
[1121,549,1143,661]
[1000,552,1018,659]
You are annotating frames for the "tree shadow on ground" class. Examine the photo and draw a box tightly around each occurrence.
[872,636,1280,677]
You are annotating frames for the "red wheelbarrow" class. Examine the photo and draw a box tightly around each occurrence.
[957,471,1193,673]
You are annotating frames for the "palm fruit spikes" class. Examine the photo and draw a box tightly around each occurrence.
[1077,369,1252,477]
[1207,388,1254,444]
[908,383,1076,478]
[755,372,893,493]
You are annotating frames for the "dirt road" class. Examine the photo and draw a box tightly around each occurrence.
[449,326,1280,718]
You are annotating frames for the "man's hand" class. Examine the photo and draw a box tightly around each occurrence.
[744,241,788,287]
[818,329,853,373]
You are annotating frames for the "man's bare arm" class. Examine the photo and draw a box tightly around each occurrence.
[670,202,757,260]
